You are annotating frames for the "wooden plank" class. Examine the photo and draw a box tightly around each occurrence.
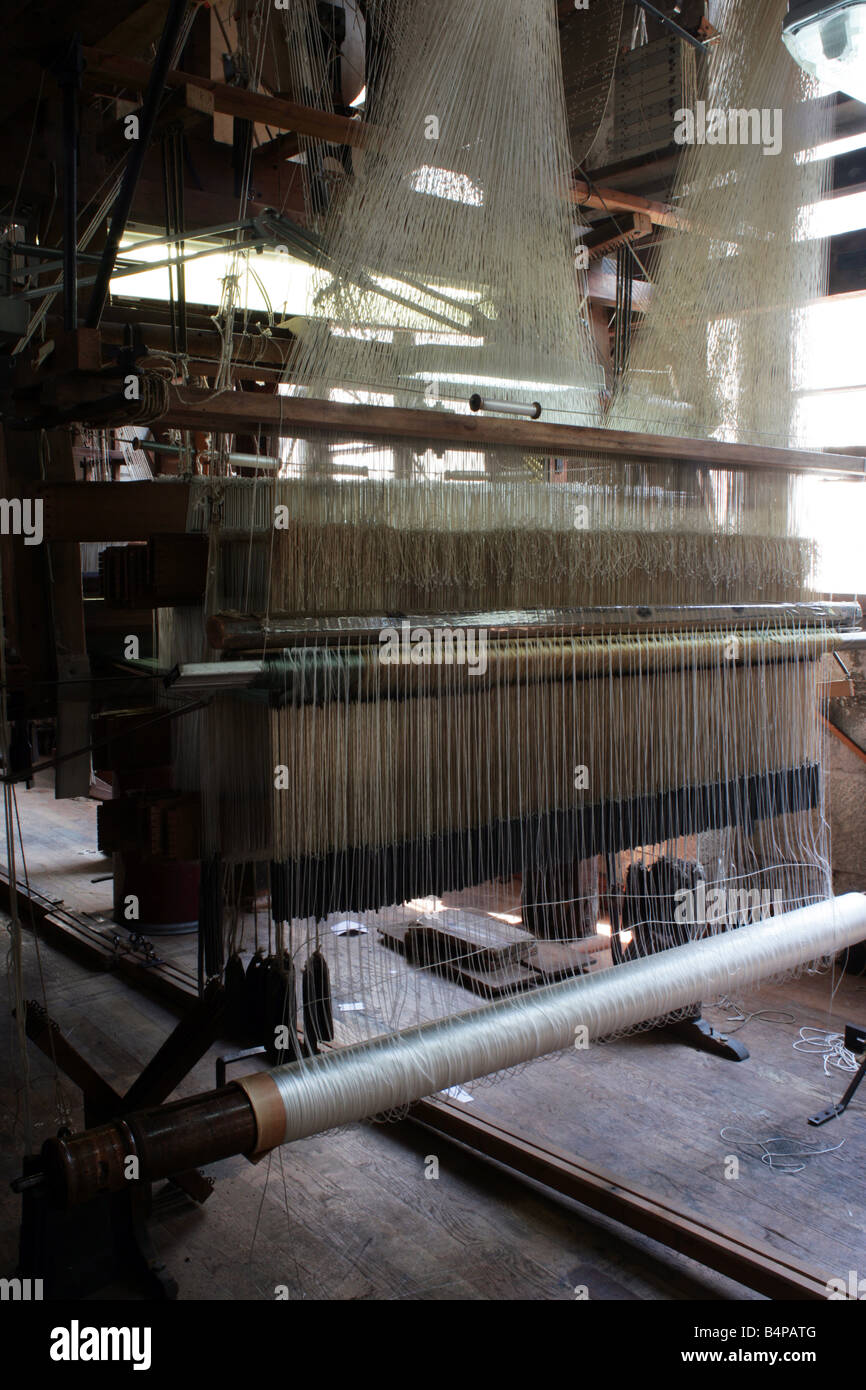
[572,178,684,230]
[40,481,190,541]
[44,429,91,797]
[824,715,866,767]
[150,387,866,477]
[81,46,367,148]
[407,1096,843,1300]
[585,212,653,258]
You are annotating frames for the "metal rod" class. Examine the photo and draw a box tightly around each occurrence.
[632,0,710,52]
[469,392,542,419]
[84,0,191,328]
[131,436,187,455]
[12,243,143,270]
[18,217,256,281]
[22,237,271,302]
[115,219,255,254]
[174,628,862,699]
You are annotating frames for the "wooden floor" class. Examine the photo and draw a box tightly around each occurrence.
[1,779,865,1300]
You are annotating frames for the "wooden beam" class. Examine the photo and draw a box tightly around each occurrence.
[585,212,653,260]
[25,999,123,1122]
[40,481,190,541]
[407,1096,843,1300]
[44,428,91,797]
[146,387,866,478]
[81,46,366,148]
[120,983,225,1111]
[572,179,684,230]
[824,715,866,768]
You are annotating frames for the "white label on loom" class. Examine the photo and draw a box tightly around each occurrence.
[331,920,368,936]
[337,1002,365,1012]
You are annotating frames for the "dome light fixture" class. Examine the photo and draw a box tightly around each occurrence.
[782,1,866,103]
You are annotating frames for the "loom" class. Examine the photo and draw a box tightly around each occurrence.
[10,0,866,1302]
[151,0,855,1060]
[154,443,861,1049]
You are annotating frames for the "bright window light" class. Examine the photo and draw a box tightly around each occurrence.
[112,233,318,316]
[797,293,866,391]
[410,166,484,206]
[797,129,866,162]
[794,290,866,592]
[801,473,866,591]
[410,371,581,392]
[801,188,866,238]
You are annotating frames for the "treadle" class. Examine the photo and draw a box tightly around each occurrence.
[668,1012,750,1062]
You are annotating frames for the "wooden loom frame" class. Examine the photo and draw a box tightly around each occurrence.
[7,348,864,1299]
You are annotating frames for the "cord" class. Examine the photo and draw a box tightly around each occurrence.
[793,1026,861,1076]
[720,1124,844,1176]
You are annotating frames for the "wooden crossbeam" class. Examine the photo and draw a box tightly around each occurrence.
[81,46,366,148]
[40,480,190,541]
[824,715,866,768]
[148,388,866,478]
[572,179,683,230]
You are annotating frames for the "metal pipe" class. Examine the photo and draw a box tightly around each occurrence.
[632,0,710,52]
[84,0,192,328]
[24,219,255,278]
[12,243,143,271]
[131,436,187,455]
[114,219,255,254]
[40,1086,257,1207]
[469,392,542,419]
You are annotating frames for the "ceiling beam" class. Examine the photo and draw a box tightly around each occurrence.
[572,178,683,229]
[81,46,366,148]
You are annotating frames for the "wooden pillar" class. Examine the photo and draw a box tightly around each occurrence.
[43,427,91,796]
